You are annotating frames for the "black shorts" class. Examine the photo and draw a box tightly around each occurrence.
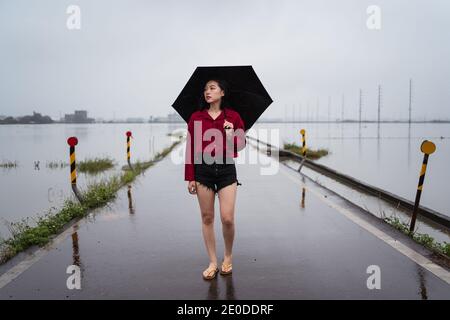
[194,158,241,194]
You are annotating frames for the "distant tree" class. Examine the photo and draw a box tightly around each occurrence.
[1,117,18,124]
[0,112,54,125]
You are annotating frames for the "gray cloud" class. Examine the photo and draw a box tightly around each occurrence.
[0,0,449,121]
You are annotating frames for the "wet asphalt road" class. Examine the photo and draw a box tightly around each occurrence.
[0,144,449,299]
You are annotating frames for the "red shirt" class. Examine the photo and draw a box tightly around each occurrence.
[184,107,247,181]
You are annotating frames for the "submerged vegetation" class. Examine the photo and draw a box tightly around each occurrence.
[0,139,182,264]
[78,157,115,174]
[46,161,69,169]
[0,161,18,168]
[384,216,450,258]
[167,131,184,139]
[283,142,329,160]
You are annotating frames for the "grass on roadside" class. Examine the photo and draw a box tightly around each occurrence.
[283,142,329,160]
[384,216,450,258]
[0,139,182,265]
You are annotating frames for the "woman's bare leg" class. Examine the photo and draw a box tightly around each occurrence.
[196,182,218,270]
[218,182,237,266]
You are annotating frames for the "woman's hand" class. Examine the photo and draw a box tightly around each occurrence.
[188,181,197,194]
[224,120,234,138]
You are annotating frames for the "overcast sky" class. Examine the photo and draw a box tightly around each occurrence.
[0,0,449,121]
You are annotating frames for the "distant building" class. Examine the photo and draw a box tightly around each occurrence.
[126,117,145,123]
[167,112,183,122]
[63,110,95,123]
[149,112,183,123]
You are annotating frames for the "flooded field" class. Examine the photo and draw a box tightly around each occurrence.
[0,123,184,237]
[252,122,450,218]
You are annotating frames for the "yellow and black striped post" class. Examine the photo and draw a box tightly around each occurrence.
[297,129,307,172]
[126,131,133,170]
[67,137,78,185]
[409,140,436,232]
[300,129,306,158]
[67,136,82,202]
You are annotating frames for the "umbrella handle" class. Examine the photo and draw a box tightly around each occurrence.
[223,108,233,130]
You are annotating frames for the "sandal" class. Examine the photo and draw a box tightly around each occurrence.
[220,261,233,275]
[202,265,219,280]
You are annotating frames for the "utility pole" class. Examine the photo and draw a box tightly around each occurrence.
[316,97,320,122]
[409,78,412,124]
[284,104,287,123]
[359,89,362,123]
[378,85,382,123]
[341,94,345,122]
[307,100,310,122]
[299,103,301,122]
[292,104,295,123]
[328,96,331,122]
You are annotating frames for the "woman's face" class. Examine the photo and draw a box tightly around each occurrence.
[204,80,224,105]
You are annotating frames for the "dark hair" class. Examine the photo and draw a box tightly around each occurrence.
[198,79,231,111]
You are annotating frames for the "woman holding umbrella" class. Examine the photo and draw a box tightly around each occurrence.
[185,79,247,280]
[174,66,272,280]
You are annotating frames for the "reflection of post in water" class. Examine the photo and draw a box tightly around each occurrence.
[407,123,412,169]
[301,187,306,209]
[127,185,135,214]
[149,136,155,158]
[417,267,428,300]
[300,176,306,209]
[358,128,362,161]
[71,231,80,267]
[327,96,331,139]
[376,125,381,164]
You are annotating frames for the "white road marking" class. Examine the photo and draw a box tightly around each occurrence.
[279,166,450,285]
[0,223,78,289]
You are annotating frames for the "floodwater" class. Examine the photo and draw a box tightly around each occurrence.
[0,122,449,239]
[251,122,450,218]
[0,123,184,237]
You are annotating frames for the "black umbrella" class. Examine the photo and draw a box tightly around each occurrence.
[171,65,273,130]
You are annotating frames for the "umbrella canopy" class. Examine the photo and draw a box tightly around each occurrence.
[171,65,273,130]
